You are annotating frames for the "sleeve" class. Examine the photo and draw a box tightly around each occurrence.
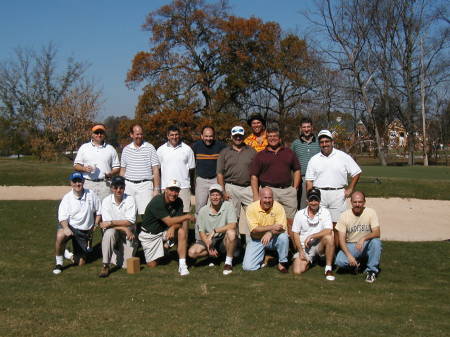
[345,154,362,177]
[156,146,163,165]
[246,203,259,232]
[368,208,380,229]
[304,157,316,181]
[197,206,207,233]
[149,145,160,167]
[58,197,69,223]
[335,212,348,233]
[290,150,301,171]
[124,196,137,224]
[249,152,262,177]
[321,209,333,230]
[274,203,287,230]
[74,144,85,166]
[120,147,128,168]
[226,202,237,224]
[111,147,120,168]
[216,149,225,174]
[101,197,112,222]
[291,212,301,233]
[93,193,101,215]
[187,146,195,169]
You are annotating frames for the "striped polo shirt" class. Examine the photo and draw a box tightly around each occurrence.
[192,140,226,179]
[291,136,320,176]
[120,141,159,181]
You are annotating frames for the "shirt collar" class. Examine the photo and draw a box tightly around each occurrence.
[72,189,86,200]
[208,202,225,216]
[111,193,127,207]
[90,140,106,148]
[299,135,317,143]
[130,141,149,150]
[319,148,336,157]
[166,141,182,149]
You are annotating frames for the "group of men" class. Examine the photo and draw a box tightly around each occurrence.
[53,114,382,282]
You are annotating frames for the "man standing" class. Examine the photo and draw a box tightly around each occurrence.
[250,127,301,234]
[157,125,195,217]
[53,172,101,275]
[98,176,137,278]
[291,188,335,281]
[74,124,120,201]
[244,113,268,152]
[305,129,362,245]
[188,184,238,275]
[242,187,289,273]
[335,191,382,283]
[192,126,226,239]
[216,126,256,236]
[120,124,160,217]
[139,179,195,276]
[291,117,320,210]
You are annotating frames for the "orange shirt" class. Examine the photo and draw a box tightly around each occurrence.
[244,132,268,152]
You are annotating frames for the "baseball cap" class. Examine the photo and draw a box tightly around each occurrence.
[69,172,84,182]
[307,188,321,202]
[111,176,126,187]
[209,184,223,194]
[166,179,181,189]
[92,124,106,132]
[317,129,333,140]
[231,126,245,136]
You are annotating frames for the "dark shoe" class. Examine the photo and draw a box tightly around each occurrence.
[277,263,288,273]
[365,271,376,283]
[223,264,233,275]
[52,264,63,275]
[99,264,110,278]
[325,270,336,281]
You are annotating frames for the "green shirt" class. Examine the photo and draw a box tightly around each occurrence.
[291,136,320,176]
[197,200,237,234]
[141,194,183,234]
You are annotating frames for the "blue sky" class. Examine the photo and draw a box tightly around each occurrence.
[0,0,315,120]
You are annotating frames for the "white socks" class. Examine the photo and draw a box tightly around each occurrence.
[225,256,233,266]
[179,258,187,267]
[56,256,63,265]
[325,265,332,273]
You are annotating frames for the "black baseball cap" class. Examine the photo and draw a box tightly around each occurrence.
[111,176,126,187]
[307,188,321,202]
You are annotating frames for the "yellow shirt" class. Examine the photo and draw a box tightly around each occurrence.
[246,200,287,236]
[244,132,268,152]
[336,207,380,243]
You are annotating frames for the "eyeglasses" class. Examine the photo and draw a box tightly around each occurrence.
[93,130,105,135]
[72,179,84,183]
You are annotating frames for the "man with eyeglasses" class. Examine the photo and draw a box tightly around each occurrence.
[305,130,361,246]
[216,126,256,237]
[53,172,101,275]
[291,188,335,280]
[74,124,120,201]
[98,176,137,278]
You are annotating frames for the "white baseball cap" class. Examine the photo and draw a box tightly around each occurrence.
[166,179,181,189]
[231,126,245,136]
[318,129,333,140]
[209,184,223,193]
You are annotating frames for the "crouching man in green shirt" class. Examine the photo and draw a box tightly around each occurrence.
[139,179,195,276]
[188,184,238,275]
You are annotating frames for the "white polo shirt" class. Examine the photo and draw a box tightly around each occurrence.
[157,141,195,189]
[305,148,361,188]
[121,141,159,181]
[58,188,101,230]
[292,207,333,246]
[74,141,120,180]
[101,193,136,224]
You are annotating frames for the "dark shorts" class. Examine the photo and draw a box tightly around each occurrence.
[68,225,92,257]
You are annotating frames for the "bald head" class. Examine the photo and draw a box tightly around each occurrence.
[259,187,274,211]
[351,191,366,202]
[350,191,366,216]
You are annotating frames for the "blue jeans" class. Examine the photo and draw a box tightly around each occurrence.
[335,238,382,273]
[242,232,289,271]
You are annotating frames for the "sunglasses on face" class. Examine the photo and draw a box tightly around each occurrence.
[93,131,105,135]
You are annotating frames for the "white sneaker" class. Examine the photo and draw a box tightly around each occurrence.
[64,249,74,262]
[178,265,190,276]
[208,262,215,267]
[53,264,63,275]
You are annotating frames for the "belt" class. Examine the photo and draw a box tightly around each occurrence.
[317,187,344,190]
[85,178,105,182]
[199,176,216,180]
[226,182,250,187]
[126,179,150,184]
[261,183,291,189]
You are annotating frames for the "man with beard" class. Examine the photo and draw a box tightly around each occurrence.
[335,191,382,283]
[244,113,268,152]
[291,117,320,210]
[291,188,335,280]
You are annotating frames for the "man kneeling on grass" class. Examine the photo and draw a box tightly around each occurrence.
[188,184,238,275]
[242,187,289,273]
[99,176,137,278]
[139,179,195,276]
[291,188,335,280]
[335,191,382,283]
[53,172,101,275]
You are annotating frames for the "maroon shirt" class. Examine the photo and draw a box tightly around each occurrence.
[250,147,301,187]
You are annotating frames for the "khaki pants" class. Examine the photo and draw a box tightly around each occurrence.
[225,183,253,235]
[102,228,136,268]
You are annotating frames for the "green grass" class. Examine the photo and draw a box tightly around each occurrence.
[0,157,73,185]
[360,165,450,199]
[1,201,449,337]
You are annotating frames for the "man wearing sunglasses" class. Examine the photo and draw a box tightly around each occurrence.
[99,176,137,278]
[74,124,120,201]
